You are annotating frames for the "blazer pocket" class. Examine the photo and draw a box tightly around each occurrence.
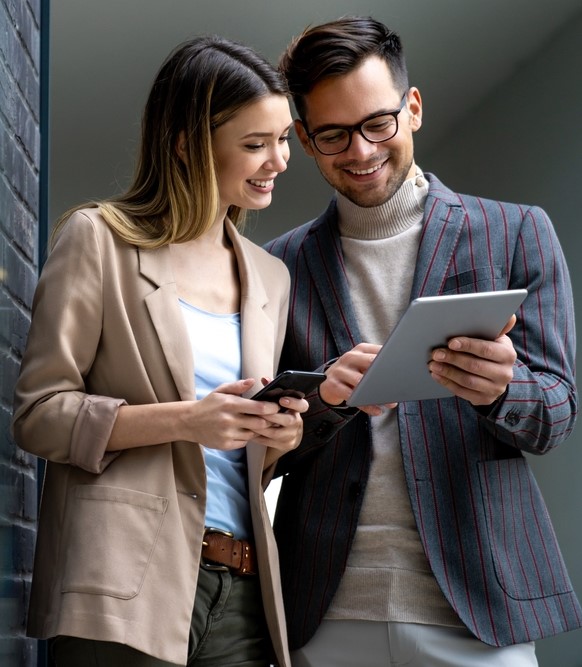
[477,458,573,600]
[441,266,504,294]
[61,485,168,599]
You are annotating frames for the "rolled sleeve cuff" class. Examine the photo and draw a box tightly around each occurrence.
[70,395,127,473]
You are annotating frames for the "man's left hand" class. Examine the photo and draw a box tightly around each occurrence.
[427,315,517,406]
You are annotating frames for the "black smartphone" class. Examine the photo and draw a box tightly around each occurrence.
[251,370,326,403]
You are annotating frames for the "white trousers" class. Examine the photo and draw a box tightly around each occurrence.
[291,620,537,667]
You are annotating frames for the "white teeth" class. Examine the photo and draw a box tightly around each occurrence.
[249,179,274,188]
[347,163,384,175]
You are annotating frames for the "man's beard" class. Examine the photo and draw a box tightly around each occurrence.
[317,155,413,208]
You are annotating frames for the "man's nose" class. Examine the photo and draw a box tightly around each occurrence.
[344,131,378,160]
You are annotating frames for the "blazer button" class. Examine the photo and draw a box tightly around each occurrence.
[504,409,521,426]
[314,421,332,438]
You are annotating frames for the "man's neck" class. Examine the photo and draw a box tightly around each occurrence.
[337,167,428,240]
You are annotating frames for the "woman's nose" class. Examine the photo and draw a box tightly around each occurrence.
[268,144,290,173]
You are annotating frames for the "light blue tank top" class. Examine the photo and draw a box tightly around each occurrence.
[179,299,252,540]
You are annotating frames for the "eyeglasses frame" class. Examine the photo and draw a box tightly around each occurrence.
[305,92,409,156]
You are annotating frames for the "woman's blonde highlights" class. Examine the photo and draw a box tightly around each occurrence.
[51,36,287,250]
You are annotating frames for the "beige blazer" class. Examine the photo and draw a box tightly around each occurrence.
[12,208,292,666]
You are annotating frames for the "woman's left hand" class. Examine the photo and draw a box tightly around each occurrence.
[250,395,308,453]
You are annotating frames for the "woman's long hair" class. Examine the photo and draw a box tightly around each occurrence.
[52,35,288,249]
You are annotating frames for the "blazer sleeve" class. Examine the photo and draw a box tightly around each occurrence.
[12,211,125,473]
[482,204,577,454]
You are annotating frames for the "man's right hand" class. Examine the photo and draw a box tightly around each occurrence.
[320,343,396,416]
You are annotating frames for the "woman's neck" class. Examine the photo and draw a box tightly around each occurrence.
[169,220,240,314]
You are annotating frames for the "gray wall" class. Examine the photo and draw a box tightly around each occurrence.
[420,12,582,666]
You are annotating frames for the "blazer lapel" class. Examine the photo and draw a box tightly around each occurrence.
[225,220,277,477]
[225,220,275,384]
[139,245,195,401]
[303,201,362,355]
[301,179,466,350]
[410,174,466,299]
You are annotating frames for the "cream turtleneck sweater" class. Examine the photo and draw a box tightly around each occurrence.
[325,168,462,628]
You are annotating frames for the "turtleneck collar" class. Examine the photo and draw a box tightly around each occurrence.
[337,167,428,240]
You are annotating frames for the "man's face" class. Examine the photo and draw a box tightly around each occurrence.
[296,56,423,208]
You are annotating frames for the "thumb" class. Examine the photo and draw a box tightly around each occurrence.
[498,314,517,337]
[212,378,256,397]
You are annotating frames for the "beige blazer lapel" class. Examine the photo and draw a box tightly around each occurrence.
[225,221,276,478]
[225,220,276,388]
[138,245,195,401]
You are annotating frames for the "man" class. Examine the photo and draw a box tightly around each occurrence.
[265,16,581,667]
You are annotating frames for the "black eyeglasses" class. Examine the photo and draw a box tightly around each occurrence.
[306,93,408,156]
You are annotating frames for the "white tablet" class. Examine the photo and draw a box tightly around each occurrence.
[346,289,528,406]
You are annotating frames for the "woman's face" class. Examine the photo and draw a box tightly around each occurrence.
[212,94,292,214]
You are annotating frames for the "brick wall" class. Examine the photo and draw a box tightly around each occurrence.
[0,0,42,665]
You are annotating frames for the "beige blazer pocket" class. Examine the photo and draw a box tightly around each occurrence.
[61,485,168,599]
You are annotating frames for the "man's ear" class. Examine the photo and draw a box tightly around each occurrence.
[294,119,315,157]
[407,87,423,132]
[176,131,188,162]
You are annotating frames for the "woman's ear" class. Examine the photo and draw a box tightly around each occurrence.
[176,131,188,163]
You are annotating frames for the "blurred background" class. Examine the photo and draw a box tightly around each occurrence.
[49,1,582,664]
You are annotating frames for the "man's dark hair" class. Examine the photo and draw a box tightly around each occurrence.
[280,16,409,121]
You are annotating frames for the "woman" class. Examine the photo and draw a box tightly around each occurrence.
[12,35,305,667]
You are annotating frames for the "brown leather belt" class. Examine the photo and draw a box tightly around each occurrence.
[201,527,257,576]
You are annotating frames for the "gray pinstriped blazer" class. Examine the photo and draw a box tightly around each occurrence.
[265,173,582,650]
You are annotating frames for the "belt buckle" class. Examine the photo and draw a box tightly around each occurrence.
[201,527,233,572]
